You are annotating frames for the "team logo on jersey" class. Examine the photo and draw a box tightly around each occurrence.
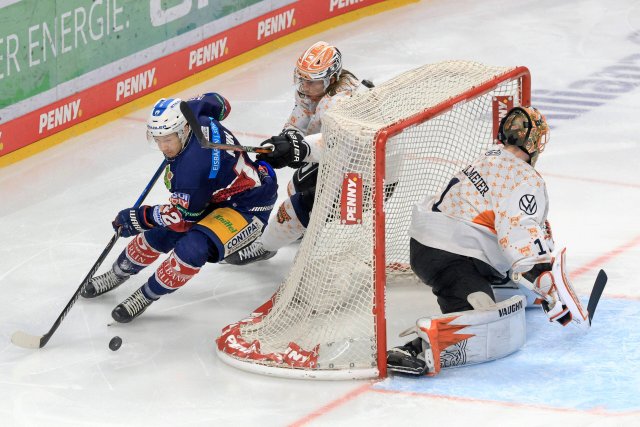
[518,246,532,257]
[276,204,292,223]
[163,165,173,190]
[169,192,190,209]
[519,194,537,215]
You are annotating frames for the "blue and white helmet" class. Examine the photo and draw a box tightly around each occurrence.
[146,98,189,146]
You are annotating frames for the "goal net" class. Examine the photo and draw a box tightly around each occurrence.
[216,60,531,379]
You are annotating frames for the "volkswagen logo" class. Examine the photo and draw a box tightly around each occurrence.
[519,194,537,215]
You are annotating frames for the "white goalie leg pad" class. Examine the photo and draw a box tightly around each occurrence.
[415,294,526,376]
[551,247,590,330]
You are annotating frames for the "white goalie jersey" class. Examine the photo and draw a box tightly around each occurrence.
[409,145,554,276]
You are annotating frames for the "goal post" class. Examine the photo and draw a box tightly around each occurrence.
[216,60,531,379]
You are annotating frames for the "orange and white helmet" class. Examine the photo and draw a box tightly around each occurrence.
[294,41,343,93]
[498,106,550,166]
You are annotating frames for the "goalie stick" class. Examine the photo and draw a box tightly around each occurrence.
[179,101,274,154]
[586,269,607,324]
[11,160,166,349]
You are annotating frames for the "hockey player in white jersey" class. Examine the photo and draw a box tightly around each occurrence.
[224,41,368,265]
[387,106,591,376]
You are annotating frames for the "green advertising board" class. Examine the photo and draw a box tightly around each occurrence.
[0,0,262,109]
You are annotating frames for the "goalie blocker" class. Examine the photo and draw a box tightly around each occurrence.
[512,247,590,330]
[388,294,526,376]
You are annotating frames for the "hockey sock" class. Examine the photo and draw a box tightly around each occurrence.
[144,251,201,298]
[117,234,162,275]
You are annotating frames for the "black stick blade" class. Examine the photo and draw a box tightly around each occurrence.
[587,269,608,324]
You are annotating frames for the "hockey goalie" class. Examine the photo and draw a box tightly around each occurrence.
[388,106,601,376]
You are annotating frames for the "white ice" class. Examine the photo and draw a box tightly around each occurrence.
[2,0,640,425]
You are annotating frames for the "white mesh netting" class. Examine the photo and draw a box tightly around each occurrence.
[217,60,529,379]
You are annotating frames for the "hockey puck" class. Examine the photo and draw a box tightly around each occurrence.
[109,336,122,351]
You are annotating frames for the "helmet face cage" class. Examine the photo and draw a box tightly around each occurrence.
[498,106,549,166]
[146,98,190,147]
[294,41,343,92]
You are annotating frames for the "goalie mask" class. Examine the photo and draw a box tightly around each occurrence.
[147,98,190,148]
[498,106,550,167]
[294,41,343,96]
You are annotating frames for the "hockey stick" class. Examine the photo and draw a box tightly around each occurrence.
[586,269,607,324]
[11,161,167,349]
[179,101,274,154]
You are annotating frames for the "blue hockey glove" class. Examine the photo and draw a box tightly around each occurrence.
[112,206,155,237]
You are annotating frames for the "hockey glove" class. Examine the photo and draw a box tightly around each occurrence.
[112,206,155,237]
[535,270,572,326]
[256,129,309,169]
[519,263,571,326]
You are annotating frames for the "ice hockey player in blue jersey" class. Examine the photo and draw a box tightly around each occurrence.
[81,93,278,323]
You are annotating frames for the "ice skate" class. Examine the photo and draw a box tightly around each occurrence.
[81,268,129,298]
[386,337,427,375]
[224,240,277,265]
[111,287,154,323]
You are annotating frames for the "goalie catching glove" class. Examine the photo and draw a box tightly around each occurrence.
[256,129,309,169]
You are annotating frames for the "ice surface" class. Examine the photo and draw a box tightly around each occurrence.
[1,0,639,425]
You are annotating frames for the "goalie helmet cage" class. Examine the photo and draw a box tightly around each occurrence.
[217,60,531,380]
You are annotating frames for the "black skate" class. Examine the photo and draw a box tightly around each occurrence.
[386,337,427,375]
[81,268,129,298]
[111,288,154,323]
[224,241,277,266]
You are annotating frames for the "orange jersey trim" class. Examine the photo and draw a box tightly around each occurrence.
[472,210,497,234]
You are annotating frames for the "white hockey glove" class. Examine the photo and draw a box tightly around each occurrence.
[513,262,571,326]
[534,270,572,326]
[513,248,590,329]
